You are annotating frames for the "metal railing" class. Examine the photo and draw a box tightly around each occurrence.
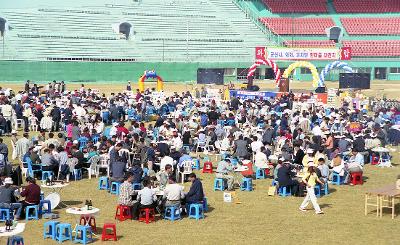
[232,0,287,46]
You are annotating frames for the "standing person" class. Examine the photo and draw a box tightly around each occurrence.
[299,165,324,214]
[0,138,9,163]
[50,104,61,132]
[15,133,32,160]
[126,81,132,91]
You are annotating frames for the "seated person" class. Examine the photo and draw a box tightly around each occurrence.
[41,148,59,175]
[158,164,173,190]
[216,158,234,191]
[118,173,139,219]
[185,173,204,206]
[137,178,157,210]
[20,177,41,219]
[277,161,300,196]
[130,163,143,184]
[163,176,185,208]
[316,158,329,184]
[0,177,22,219]
[344,149,364,184]
[348,148,364,167]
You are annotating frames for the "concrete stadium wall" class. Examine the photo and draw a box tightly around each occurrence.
[0,60,399,83]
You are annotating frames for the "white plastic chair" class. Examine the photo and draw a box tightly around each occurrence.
[96,155,110,178]
[84,155,100,179]
[180,160,193,184]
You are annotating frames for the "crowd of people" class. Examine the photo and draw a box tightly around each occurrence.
[0,80,399,218]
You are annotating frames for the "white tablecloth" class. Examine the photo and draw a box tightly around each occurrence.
[0,223,26,237]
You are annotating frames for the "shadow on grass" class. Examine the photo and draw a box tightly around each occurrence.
[63,200,83,206]
[319,203,332,208]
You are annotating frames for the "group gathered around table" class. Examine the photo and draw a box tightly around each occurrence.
[0,81,399,242]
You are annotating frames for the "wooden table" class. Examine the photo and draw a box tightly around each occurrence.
[365,184,400,219]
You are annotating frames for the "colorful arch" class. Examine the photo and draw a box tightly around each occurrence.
[319,61,353,87]
[247,58,281,87]
[283,61,319,88]
[138,70,163,92]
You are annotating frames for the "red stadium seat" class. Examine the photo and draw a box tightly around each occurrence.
[284,40,336,48]
[342,40,400,57]
[262,0,328,13]
[333,0,400,13]
[341,17,400,35]
[259,18,334,35]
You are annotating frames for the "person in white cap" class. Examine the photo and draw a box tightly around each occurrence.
[302,148,315,167]
[299,163,324,214]
[0,177,22,219]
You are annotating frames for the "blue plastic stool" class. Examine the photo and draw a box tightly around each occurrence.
[164,206,181,221]
[110,182,121,195]
[240,178,253,191]
[192,159,200,170]
[41,171,53,181]
[0,208,10,221]
[332,172,343,185]
[39,200,51,215]
[25,205,39,220]
[74,225,93,244]
[43,220,60,240]
[255,168,266,179]
[278,186,291,197]
[213,178,225,191]
[132,183,141,190]
[7,236,24,245]
[55,223,73,243]
[322,182,329,195]
[202,197,208,212]
[98,177,109,190]
[314,185,322,198]
[188,203,204,220]
[73,169,82,180]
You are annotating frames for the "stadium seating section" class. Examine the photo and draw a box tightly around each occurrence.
[284,40,336,48]
[342,41,400,57]
[341,18,400,35]
[260,18,334,35]
[262,0,327,13]
[333,0,400,13]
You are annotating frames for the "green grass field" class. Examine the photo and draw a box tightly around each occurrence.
[0,83,399,245]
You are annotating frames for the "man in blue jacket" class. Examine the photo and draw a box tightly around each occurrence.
[185,173,204,205]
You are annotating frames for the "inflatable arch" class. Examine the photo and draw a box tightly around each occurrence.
[247,58,282,87]
[283,61,319,88]
[138,70,163,92]
[319,61,353,87]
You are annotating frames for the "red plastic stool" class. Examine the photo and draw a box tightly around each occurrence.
[115,205,132,221]
[101,223,117,241]
[202,162,213,173]
[138,208,155,224]
[79,215,97,233]
[350,172,363,185]
[371,154,379,165]
[264,168,270,176]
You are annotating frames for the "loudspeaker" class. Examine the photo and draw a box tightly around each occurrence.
[119,22,132,39]
[197,69,224,85]
[248,85,260,91]
[0,18,6,37]
[339,73,370,89]
[315,87,326,93]
[326,26,342,43]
